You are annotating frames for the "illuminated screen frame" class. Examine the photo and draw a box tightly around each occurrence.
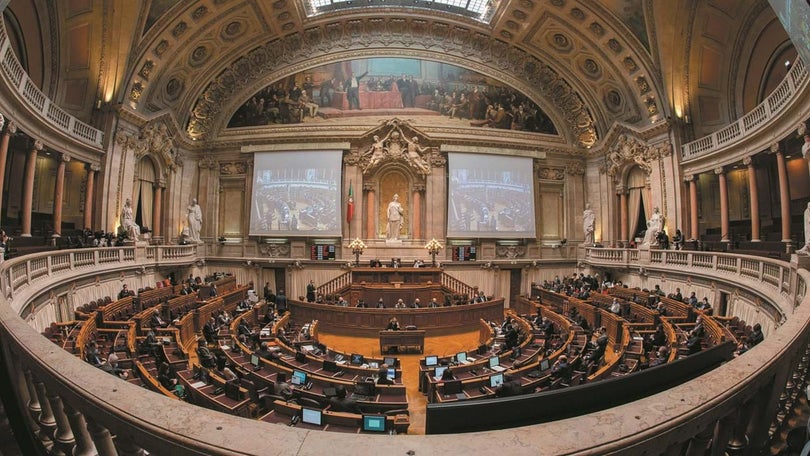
[249,150,343,237]
[447,152,536,238]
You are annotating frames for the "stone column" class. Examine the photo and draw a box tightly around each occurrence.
[53,153,71,237]
[773,143,792,245]
[152,184,163,240]
[743,157,760,242]
[412,183,425,240]
[21,140,43,237]
[0,119,16,218]
[364,182,375,239]
[686,175,699,241]
[617,186,628,245]
[715,167,729,242]
[84,164,98,230]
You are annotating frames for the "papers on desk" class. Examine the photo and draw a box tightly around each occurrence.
[491,365,506,373]
[190,381,206,388]
[301,345,315,352]
[220,344,231,351]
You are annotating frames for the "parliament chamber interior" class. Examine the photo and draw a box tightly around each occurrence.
[0,0,809,454]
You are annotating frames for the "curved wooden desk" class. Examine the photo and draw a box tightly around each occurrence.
[288,299,504,336]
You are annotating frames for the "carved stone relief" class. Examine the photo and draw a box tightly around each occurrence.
[496,245,526,258]
[358,119,434,176]
[259,243,291,258]
[605,133,659,180]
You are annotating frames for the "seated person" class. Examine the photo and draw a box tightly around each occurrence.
[196,339,216,368]
[386,317,401,331]
[202,317,217,344]
[329,385,363,414]
[118,284,134,300]
[376,365,394,385]
[376,298,386,308]
[550,355,571,382]
[686,334,703,355]
[85,341,103,366]
[411,298,421,308]
[275,373,294,401]
[356,299,367,308]
[215,356,238,383]
[648,345,670,367]
[394,299,406,309]
[748,323,764,346]
[157,362,177,390]
[336,296,349,307]
[150,311,168,328]
[495,375,524,397]
[428,298,440,308]
[99,352,128,379]
[140,327,161,356]
[440,365,455,381]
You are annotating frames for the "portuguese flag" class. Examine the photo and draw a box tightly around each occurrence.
[346,181,354,223]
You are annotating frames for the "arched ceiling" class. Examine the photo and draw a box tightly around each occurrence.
[118,0,666,148]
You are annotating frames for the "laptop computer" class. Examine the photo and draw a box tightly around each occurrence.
[489,356,506,372]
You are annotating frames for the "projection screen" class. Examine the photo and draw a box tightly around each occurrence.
[249,151,342,237]
[447,153,536,238]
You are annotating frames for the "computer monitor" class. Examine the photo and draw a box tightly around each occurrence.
[368,361,379,369]
[362,415,386,432]
[489,356,500,369]
[490,373,504,388]
[443,379,463,395]
[354,381,376,397]
[387,368,396,381]
[477,344,489,355]
[384,356,398,367]
[540,358,550,371]
[250,354,260,368]
[295,351,307,364]
[323,387,337,398]
[292,369,307,386]
[434,365,448,380]
[323,359,338,372]
[456,352,467,363]
[424,355,438,366]
[350,353,365,365]
[301,407,322,426]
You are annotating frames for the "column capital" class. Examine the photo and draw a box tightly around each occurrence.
[32,139,44,151]
[615,185,627,195]
[742,156,755,166]
[5,120,17,135]
[362,182,375,192]
[0,113,5,131]
[413,183,426,193]
[714,166,725,175]
[683,174,697,183]
[60,153,71,163]
[89,163,101,172]
[769,142,782,154]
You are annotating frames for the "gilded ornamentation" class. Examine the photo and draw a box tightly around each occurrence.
[139,60,154,80]
[129,81,144,103]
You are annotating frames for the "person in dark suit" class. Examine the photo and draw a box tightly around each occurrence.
[275,289,288,315]
[386,317,401,331]
[376,365,394,385]
[306,280,316,303]
[329,385,362,413]
[748,323,764,346]
[344,71,368,110]
[495,375,524,397]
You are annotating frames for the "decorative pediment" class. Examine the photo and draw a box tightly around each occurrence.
[358,118,437,176]
[133,122,181,172]
[606,133,656,180]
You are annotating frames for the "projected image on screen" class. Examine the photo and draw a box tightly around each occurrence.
[447,153,536,238]
[249,151,342,236]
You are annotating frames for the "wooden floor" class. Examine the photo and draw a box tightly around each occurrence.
[317,328,482,435]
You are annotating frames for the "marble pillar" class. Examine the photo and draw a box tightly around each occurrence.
[21,140,43,237]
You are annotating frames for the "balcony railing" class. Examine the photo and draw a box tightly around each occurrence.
[681,57,808,162]
[0,247,808,454]
[0,21,103,148]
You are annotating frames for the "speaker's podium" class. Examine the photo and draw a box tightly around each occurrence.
[379,329,425,354]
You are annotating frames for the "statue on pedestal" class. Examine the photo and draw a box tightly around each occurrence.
[797,202,810,255]
[640,207,663,248]
[387,194,404,241]
[187,198,203,244]
[583,203,595,246]
[120,198,141,240]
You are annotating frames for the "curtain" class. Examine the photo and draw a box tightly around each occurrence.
[627,188,642,241]
[140,184,153,231]
[131,179,141,226]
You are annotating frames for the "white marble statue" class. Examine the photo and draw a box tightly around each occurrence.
[797,202,810,255]
[120,198,141,240]
[641,206,663,247]
[387,194,404,240]
[583,203,595,246]
[187,198,203,243]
